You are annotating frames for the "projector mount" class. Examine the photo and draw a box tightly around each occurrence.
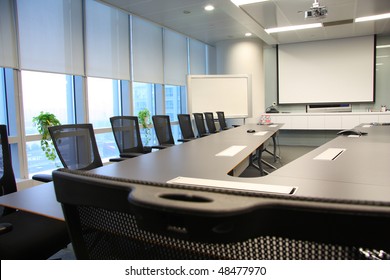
[305,0,327,19]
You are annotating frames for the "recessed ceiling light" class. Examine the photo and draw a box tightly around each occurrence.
[204,5,215,11]
[355,12,390,23]
[265,23,322,33]
[231,0,269,6]
[245,32,252,37]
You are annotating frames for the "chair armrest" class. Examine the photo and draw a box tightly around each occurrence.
[109,157,128,162]
[151,145,167,150]
[178,138,194,142]
[0,223,13,235]
[32,173,53,183]
[120,152,145,158]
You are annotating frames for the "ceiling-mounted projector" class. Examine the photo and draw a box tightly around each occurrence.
[305,0,327,19]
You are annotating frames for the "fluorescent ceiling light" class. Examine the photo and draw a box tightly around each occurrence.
[231,0,269,7]
[245,32,252,37]
[355,13,390,22]
[377,45,390,49]
[265,23,322,34]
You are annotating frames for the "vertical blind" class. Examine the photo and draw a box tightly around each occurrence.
[189,39,206,75]
[85,0,130,80]
[163,29,188,86]
[17,0,84,75]
[0,0,18,68]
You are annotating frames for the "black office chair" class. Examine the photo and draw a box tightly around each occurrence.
[204,112,219,134]
[0,125,69,259]
[216,111,229,130]
[48,123,103,170]
[177,114,196,142]
[52,168,390,260]
[152,115,175,148]
[110,116,152,161]
[32,123,103,182]
[192,113,209,137]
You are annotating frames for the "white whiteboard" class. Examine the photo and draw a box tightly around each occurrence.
[278,36,375,104]
[187,74,251,118]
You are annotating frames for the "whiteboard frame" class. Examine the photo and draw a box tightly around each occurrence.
[187,74,251,119]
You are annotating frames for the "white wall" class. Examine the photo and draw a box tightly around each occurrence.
[216,38,264,124]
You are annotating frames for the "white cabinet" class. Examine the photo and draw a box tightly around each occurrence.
[268,112,390,130]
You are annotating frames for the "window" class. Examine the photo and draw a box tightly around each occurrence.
[87,77,121,128]
[87,77,121,161]
[164,85,182,121]
[133,82,157,145]
[22,71,73,135]
[21,70,74,175]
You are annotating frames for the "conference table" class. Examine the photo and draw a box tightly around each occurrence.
[2,122,390,253]
[0,123,280,221]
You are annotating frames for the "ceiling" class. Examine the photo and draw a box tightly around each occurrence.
[99,0,390,46]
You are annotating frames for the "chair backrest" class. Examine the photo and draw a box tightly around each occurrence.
[177,114,195,140]
[0,125,17,197]
[52,168,385,260]
[48,124,103,171]
[216,111,228,130]
[110,116,144,154]
[193,113,208,137]
[0,125,18,215]
[204,112,218,133]
[152,115,175,146]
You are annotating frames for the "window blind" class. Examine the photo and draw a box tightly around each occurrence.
[132,16,163,84]
[85,0,130,80]
[0,0,18,68]
[189,39,206,75]
[17,0,84,75]
[163,29,188,86]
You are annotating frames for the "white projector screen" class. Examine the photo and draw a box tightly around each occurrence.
[187,75,250,118]
[278,36,375,104]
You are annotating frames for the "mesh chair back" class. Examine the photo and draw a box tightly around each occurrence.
[204,112,218,133]
[177,114,195,140]
[53,169,390,260]
[216,111,228,130]
[110,116,144,154]
[0,125,18,216]
[152,115,174,146]
[193,113,208,137]
[48,124,103,170]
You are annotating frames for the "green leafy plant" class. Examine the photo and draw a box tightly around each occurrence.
[138,108,151,145]
[32,111,61,162]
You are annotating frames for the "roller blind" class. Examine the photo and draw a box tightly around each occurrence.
[132,16,163,84]
[207,45,217,74]
[163,29,188,86]
[189,39,206,75]
[0,0,18,68]
[85,0,130,80]
[17,0,84,75]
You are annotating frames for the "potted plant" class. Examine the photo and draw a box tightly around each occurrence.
[32,111,61,163]
[138,108,151,145]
